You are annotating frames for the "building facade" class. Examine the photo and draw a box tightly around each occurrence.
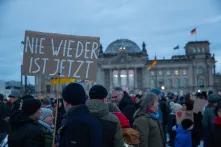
[96,39,216,95]
[34,39,217,96]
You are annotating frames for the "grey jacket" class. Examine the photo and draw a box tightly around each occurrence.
[86,99,125,147]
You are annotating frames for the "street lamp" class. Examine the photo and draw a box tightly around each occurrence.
[161,86,165,90]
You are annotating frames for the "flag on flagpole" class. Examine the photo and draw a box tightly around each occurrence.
[148,60,157,70]
[190,28,197,35]
[173,45,179,50]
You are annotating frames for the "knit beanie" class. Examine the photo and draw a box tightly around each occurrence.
[151,88,161,96]
[181,119,193,130]
[62,83,86,105]
[22,99,41,116]
[89,85,108,99]
[0,93,4,101]
[21,95,35,100]
[208,94,221,103]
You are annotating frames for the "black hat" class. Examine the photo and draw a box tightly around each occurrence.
[181,119,193,130]
[208,94,221,103]
[89,85,108,99]
[22,99,41,116]
[62,83,86,105]
[21,95,35,100]
[0,93,4,101]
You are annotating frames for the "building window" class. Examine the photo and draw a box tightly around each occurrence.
[166,79,172,88]
[158,79,164,87]
[174,70,179,75]
[175,78,180,88]
[120,70,127,88]
[183,69,187,75]
[166,70,171,76]
[181,78,188,88]
[158,70,163,76]
[197,48,201,53]
[197,77,205,87]
[46,85,51,93]
[150,71,155,76]
[202,48,205,53]
[150,79,155,88]
[128,70,134,89]
[197,66,204,74]
[193,48,196,53]
[113,70,119,87]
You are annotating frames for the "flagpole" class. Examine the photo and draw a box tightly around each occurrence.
[195,33,197,41]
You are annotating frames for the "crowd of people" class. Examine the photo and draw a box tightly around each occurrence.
[1,82,221,147]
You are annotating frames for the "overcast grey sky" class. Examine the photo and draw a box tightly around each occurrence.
[0,0,221,81]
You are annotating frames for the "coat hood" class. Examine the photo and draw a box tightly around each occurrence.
[86,99,109,118]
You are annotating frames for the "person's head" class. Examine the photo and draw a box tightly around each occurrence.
[89,84,108,101]
[201,91,207,99]
[140,92,159,113]
[181,119,194,131]
[8,95,18,104]
[208,90,213,96]
[0,93,4,102]
[111,87,124,104]
[208,94,221,106]
[215,103,221,117]
[22,99,42,121]
[150,88,161,97]
[62,83,86,111]
[40,108,54,125]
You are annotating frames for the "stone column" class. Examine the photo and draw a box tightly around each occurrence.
[118,69,121,88]
[134,68,137,89]
[110,69,113,91]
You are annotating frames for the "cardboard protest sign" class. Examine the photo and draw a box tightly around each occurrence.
[176,110,194,124]
[193,98,208,113]
[22,30,100,81]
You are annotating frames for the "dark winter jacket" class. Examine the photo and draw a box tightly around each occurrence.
[202,105,215,147]
[119,92,136,125]
[0,102,10,120]
[159,98,169,125]
[175,126,192,147]
[214,116,221,147]
[59,104,102,147]
[38,120,53,147]
[202,105,215,128]
[86,99,125,147]
[0,102,10,134]
[8,115,45,147]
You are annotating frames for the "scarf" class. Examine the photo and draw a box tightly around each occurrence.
[214,116,221,125]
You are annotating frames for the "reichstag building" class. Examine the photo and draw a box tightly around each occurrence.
[96,39,215,95]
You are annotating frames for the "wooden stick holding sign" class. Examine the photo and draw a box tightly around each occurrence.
[52,73,61,147]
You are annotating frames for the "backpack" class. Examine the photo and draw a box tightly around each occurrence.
[97,118,117,147]
[0,134,8,147]
[122,128,140,145]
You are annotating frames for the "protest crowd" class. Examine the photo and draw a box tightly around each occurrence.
[1,83,221,147]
